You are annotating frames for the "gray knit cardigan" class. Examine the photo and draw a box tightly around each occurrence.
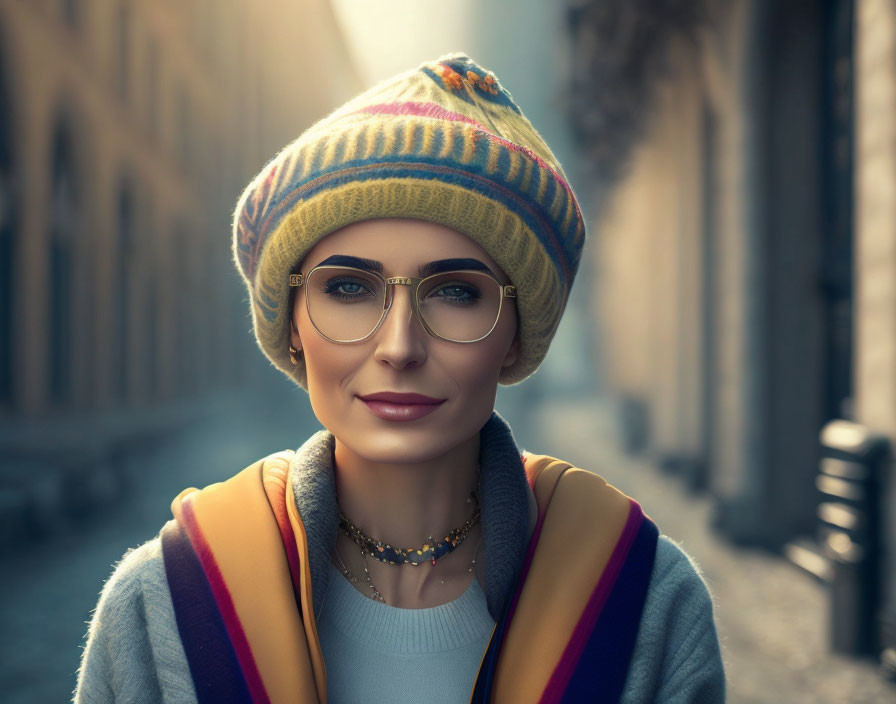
[74,412,726,702]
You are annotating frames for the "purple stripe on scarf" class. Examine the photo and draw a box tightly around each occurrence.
[180,498,271,704]
[161,519,252,703]
[559,508,659,703]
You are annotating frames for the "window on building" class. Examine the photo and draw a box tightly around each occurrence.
[147,36,160,136]
[171,221,192,395]
[144,208,159,398]
[175,84,191,168]
[61,0,80,30]
[821,0,855,421]
[49,119,78,405]
[114,178,134,402]
[0,64,13,405]
[115,1,132,102]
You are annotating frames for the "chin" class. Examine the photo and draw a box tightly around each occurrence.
[325,403,491,466]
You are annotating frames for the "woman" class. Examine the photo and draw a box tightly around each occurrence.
[75,54,725,703]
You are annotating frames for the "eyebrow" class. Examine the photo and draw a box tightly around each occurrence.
[313,255,496,278]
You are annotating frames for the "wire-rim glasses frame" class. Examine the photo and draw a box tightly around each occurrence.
[288,264,517,344]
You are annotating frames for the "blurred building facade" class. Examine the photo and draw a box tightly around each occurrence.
[0,0,360,537]
[568,0,896,677]
[0,0,359,417]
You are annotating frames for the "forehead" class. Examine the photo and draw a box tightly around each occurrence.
[302,218,505,276]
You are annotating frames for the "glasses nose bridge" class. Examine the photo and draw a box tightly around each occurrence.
[382,275,423,327]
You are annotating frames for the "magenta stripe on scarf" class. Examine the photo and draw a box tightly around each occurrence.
[277,517,303,600]
[540,499,644,701]
[181,495,271,704]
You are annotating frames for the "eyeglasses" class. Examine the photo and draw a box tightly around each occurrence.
[289,265,517,343]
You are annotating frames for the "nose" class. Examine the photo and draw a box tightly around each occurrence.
[372,284,428,370]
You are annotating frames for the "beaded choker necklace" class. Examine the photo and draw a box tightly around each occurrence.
[337,490,481,567]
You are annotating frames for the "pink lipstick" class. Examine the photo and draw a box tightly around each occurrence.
[358,391,446,422]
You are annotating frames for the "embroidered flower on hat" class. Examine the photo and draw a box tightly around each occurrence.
[432,63,465,91]
[422,55,519,112]
[466,70,499,95]
[431,63,501,97]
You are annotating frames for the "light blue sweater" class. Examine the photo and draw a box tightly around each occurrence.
[318,562,495,704]
[74,531,725,703]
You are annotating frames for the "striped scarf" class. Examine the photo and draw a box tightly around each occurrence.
[161,412,658,702]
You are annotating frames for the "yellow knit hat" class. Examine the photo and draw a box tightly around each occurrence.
[233,53,586,388]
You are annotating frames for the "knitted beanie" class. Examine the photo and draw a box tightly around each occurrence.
[232,53,586,388]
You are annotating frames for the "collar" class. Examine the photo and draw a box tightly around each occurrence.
[287,410,534,622]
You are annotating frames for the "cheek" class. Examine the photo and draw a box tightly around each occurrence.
[298,318,357,421]
[452,317,515,398]
[303,339,334,395]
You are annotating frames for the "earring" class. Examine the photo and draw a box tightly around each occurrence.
[289,345,301,366]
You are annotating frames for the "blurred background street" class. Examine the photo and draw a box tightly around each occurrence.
[2,0,896,702]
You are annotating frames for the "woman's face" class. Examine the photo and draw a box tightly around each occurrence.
[290,218,519,464]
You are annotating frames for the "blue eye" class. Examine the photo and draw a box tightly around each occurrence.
[323,278,376,301]
[429,283,481,305]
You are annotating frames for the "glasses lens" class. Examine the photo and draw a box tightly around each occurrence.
[306,267,386,341]
[418,271,502,342]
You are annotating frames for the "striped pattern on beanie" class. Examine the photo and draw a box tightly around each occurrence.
[232,53,586,388]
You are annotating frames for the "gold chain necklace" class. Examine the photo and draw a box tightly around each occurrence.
[335,534,481,604]
[335,490,481,603]
[337,491,480,566]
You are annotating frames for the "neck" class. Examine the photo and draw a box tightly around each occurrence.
[332,431,485,606]
[333,432,481,550]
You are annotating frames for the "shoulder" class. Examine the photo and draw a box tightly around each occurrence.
[107,536,167,590]
[97,534,190,658]
[88,537,168,629]
[647,535,718,625]
[75,534,195,703]
[622,534,727,703]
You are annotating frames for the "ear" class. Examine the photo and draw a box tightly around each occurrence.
[501,333,520,369]
[289,308,302,351]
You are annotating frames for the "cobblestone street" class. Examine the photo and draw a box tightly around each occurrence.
[531,397,896,704]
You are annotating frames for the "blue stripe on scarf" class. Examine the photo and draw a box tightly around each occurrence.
[160,519,252,704]
[560,517,659,702]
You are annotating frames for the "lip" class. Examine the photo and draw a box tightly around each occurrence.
[357,391,446,422]
[358,391,445,404]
